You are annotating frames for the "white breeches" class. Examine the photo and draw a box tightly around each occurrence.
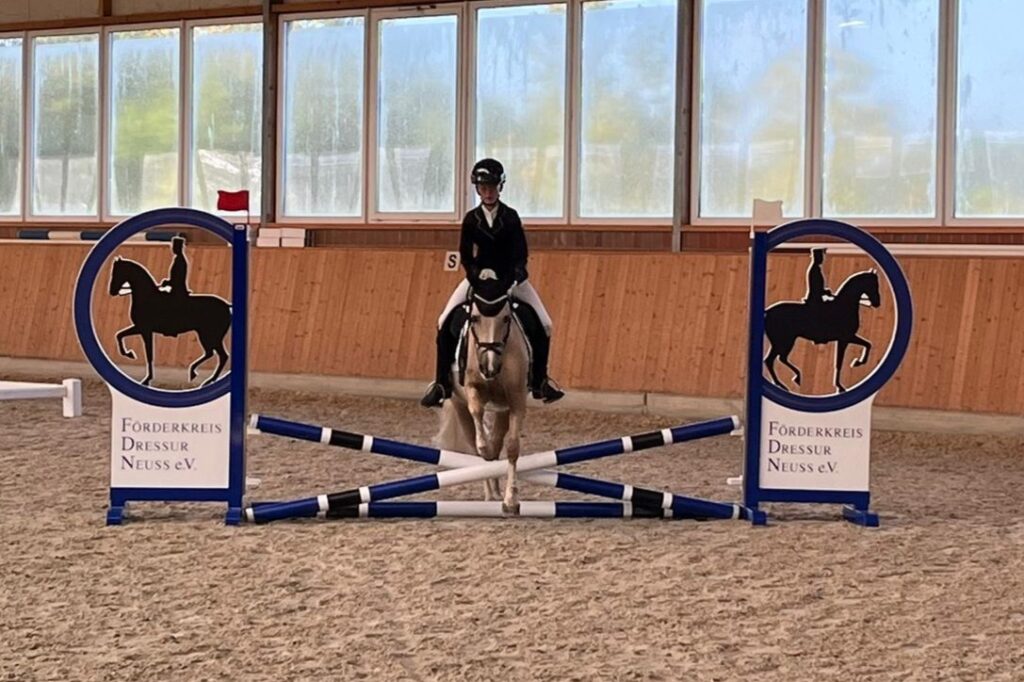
[438,279,553,334]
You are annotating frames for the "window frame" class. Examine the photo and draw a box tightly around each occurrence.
[368,3,466,224]
[276,9,369,225]
[184,16,264,222]
[26,27,103,222]
[102,21,184,221]
[572,0,675,226]
[467,0,571,225]
[0,31,26,223]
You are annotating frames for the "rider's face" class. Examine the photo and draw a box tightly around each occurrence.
[476,183,500,207]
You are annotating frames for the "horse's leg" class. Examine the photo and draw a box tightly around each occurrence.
[141,332,155,386]
[776,336,801,386]
[763,346,786,389]
[834,341,849,393]
[188,345,214,383]
[115,325,141,359]
[487,411,510,502]
[850,334,872,367]
[200,341,229,387]
[465,388,495,499]
[503,401,524,515]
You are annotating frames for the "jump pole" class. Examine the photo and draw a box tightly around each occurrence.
[250,414,748,521]
[245,416,743,524]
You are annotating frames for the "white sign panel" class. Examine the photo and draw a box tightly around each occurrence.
[109,387,231,489]
[444,251,461,271]
[759,395,874,492]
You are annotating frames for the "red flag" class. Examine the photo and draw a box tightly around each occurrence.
[217,189,250,212]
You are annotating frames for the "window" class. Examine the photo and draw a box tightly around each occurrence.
[190,23,262,213]
[32,33,99,216]
[475,4,566,218]
[955,0,1024,219]
[580,0,676,219]
[0,37,21,217]
[822,0,939,218]
[282,16,365,218]
[697,0,807,219]
[109,27,181,216]
[375,14,458,214]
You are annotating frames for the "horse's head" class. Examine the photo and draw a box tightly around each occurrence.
[468,281,515,381]
[108,257,154,297]
[842,269,881,308]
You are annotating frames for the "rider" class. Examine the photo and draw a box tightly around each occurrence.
[160,236,191,298]
[420,158,565,407]
[803,247,833,306]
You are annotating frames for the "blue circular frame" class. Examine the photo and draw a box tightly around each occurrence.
[74,207,236,408]
[761,218,914,413]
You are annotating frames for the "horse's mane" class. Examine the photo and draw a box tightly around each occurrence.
[112,257,157,287]
[834,270,878,299]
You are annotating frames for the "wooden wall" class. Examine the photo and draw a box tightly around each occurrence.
[0,243,1021,414]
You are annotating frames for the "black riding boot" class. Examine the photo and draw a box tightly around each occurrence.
[514,303,565,404]
[420,314,461,408]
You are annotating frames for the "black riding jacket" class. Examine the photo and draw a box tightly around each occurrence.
[459,202,528,286]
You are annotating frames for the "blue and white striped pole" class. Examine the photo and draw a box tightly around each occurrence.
[246,416,742,524]
[250,414,748,521]
[327,501,681,519]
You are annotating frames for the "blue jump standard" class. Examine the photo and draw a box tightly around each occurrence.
[246,415,750,524]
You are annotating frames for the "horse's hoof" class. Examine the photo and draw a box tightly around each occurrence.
[502,501,520,516]
[123,350,136,360]
[836,386,847,393]
[793,375,802,386]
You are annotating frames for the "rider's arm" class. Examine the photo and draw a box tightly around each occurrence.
[459,213,479,283]
[508,209,528,283]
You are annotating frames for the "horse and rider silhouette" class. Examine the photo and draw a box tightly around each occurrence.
[764,248,881,394]
[109,236,232,387]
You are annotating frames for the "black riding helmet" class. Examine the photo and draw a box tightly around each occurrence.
[471,158,505,186]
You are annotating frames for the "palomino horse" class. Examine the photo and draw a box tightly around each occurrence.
[436,280,529,513]
[109,257,232,387]
[764,269,881,393]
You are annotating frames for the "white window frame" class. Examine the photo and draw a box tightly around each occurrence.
[944,0,1023,227]
[690,0,983,228]
[813,0,946,227]
[368,3,465,223]
[467,0,571,224]
[184,16,264,223]
[276,10,369,225]
[0,31,26,223]
[26,27,103,222]
[572,0,675,225]
[690,0,813,225]
[102,21,185,221]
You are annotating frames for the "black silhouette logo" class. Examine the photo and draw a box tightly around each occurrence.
[764,248,881,393]
[109,236,232,387]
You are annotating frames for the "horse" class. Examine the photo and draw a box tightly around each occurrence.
[764,269,881,393]
[108,257,232,387]
[435,280,530,513]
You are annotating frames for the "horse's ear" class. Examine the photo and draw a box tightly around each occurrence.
[114,256,122,262]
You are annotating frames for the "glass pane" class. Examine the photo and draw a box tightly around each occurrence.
[377,15,457,213]
[476,4,566,218]
[822,0,939,218]
[956,0,1024,218]
[191,23,262,213]
[110,28,180,215]
[698,0,807,218]
[32,34,99,216]
[283,17,364,217]
[581,0,676,218]
[0,37,21,216]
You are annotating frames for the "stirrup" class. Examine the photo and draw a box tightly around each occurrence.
[531,378,565,404]
[420,382,450,408]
